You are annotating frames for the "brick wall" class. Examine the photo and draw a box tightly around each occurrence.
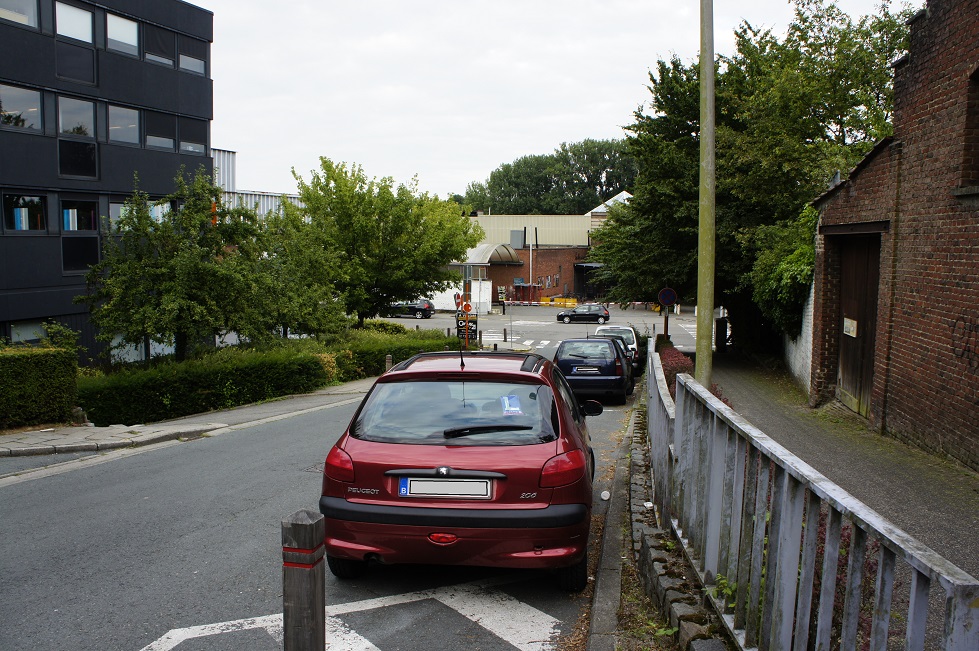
[811,0,979,470]
[485,247,590,302]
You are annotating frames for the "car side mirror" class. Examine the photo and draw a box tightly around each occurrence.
[581,400,603,417]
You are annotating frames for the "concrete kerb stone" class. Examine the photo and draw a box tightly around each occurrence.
[0,423,221,457]
[628,406,732,651]
[586,423,630,651]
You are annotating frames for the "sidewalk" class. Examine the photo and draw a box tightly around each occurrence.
[710,352,979,580]
[0,377,380,478]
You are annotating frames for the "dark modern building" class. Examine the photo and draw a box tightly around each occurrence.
[0,0,212,356]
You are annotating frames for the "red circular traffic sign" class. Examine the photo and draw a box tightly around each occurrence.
[658,288,677,307]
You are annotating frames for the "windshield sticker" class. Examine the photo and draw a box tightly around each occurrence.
[500,395,523,415]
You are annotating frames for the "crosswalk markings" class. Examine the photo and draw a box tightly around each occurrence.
[140,575,559,651]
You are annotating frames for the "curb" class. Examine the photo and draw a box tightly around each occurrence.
[627,414,732,651]
[0,424,219,458]
[586,412,633,651]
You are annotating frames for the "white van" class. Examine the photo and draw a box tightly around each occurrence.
[594,325,639,368]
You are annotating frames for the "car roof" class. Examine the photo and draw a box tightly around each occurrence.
[384,351,551,381]
[596,324,634,332]
[558,338,614,347]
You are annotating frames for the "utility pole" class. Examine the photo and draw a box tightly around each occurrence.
[695,0,716,386]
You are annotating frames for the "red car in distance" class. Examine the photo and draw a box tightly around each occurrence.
[319,351,603,591]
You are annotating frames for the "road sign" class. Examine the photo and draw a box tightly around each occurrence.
[658,287,677,307]
[462,302,472,313]
[456,311,478,342]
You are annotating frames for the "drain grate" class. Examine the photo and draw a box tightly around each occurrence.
[303,462,325,474]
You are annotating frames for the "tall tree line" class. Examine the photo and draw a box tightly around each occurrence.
[461,138,637,215]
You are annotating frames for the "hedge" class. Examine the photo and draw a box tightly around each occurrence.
[0,347,77,429]
[77,347,330,426]
[326,328,462,381]
[75,327,461,426]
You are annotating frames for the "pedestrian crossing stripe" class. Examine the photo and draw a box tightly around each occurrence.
[140,575,559,651]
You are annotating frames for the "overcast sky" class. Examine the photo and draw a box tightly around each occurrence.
[192,0,906,198]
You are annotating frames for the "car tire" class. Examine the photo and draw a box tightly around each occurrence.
[597,317,606,324]
[563,316,571,324]
[327,555,367,579]
[414,311,423,319]
[616,388,628,405]
[626,378,635,396]
[557,549,588,592]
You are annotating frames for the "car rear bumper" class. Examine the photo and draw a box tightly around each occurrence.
[320,497,590,568]
[320,496,586,528]
[564,376,625,396]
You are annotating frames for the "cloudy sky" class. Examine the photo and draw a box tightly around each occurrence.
[192,0,906,198]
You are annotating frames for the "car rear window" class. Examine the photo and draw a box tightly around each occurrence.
[557,341,615,361]
[598,328,635,345]
[351,380,558,446]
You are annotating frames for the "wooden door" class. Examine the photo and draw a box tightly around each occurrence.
[837,236,881,416]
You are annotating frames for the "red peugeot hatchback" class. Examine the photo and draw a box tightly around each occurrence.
[319,351,603,590]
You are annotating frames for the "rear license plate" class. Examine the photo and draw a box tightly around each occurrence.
[399,477,491,499]
[572,366,599,374]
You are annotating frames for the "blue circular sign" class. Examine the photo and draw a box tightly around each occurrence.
[658,287,677,307]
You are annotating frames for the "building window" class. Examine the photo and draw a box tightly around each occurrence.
[178,35,207,75]
[144,110,175,150]
[0,0,37,27]
[108,201,129,231]
[56,41,96,83]
[61,198,98,231]
[55,2,92,43]
[179,116,207,154]
[0,83,41,131]
[106,14,138,56]
[148,200,171,222]
[108,105,139,144]
[144,24,175,66]
[59,96,95,137]
[2,194,46,231]
[62,235,99,272]
[59,140,97,177]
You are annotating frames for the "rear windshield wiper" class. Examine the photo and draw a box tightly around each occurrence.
[443,424,534,439]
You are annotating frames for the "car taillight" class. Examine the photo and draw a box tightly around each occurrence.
[540,450,586,487]
[615,358,623,376]
[325,446,355,482]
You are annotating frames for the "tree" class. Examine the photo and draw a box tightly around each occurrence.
[589,0,910,347]
[294,158,484,326]
[256,200,347,338]
[80,169,268,361]
[590,57,702,307]
[463,139,636,214]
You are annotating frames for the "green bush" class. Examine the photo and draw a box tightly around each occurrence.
[327,328,460,381]
[77,347,329,426]
[0,347,77,429]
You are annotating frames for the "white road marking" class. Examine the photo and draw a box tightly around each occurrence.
[537,341,550,348]
[436,581,559,650]
[139,614,283,651]
[141,575,559,650]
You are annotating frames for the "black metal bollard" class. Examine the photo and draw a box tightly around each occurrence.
[282,510,325,651]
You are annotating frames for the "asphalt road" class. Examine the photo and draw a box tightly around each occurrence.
[0,324,638,651]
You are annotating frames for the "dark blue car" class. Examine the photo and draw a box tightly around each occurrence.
[552,338,629,404]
